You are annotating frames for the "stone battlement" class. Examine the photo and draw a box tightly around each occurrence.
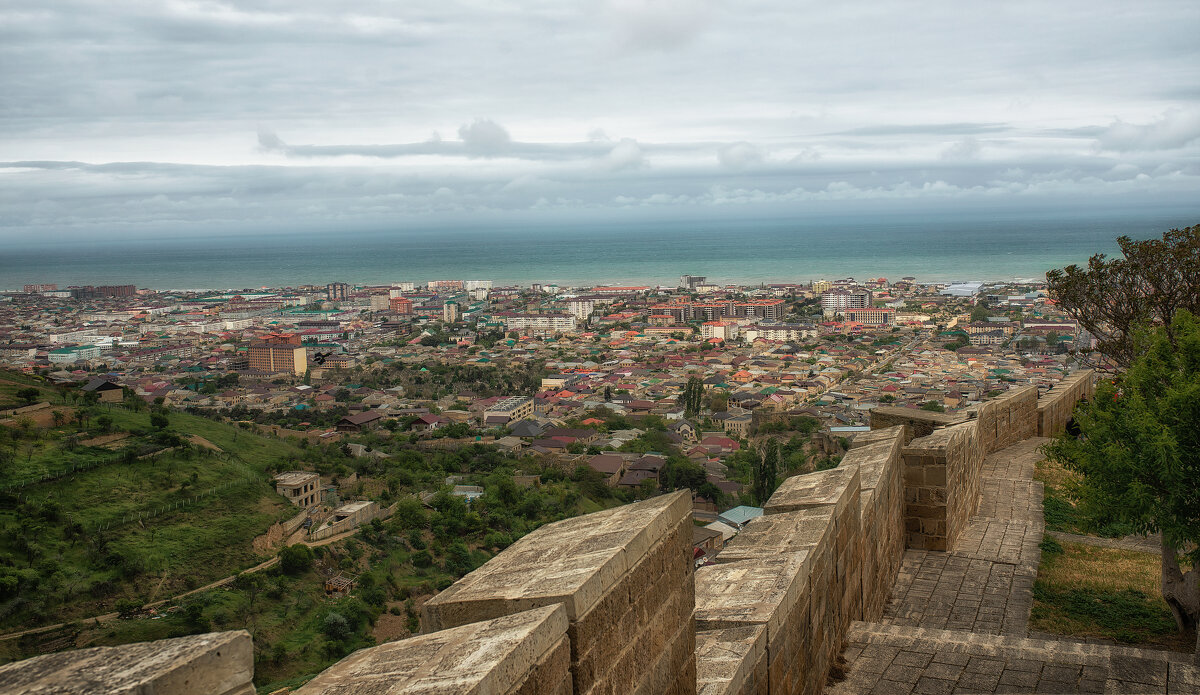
[0,373,1097,695]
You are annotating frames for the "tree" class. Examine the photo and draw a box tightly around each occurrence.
[279,544,314,575]
[682,376,704,418]
[753,437,780,506]
[920,401,945,413]
[1043,310,1200,650]
[1047,224,1200,370]
[16,388,39,405]
[970,303,990,323]
[150,411,169,430]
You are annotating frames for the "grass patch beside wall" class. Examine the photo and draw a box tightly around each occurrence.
[1032,539,1193,651]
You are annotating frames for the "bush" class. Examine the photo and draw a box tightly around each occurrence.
[323,611,352,641]
[279,544,314,576]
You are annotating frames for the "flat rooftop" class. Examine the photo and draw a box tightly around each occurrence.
[273,471,318,486]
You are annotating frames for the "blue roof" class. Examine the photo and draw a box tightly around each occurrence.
[718,506,764,527]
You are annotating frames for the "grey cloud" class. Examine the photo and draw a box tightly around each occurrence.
[606,0,713,50]
[941,138,982,161]
[829,123,1009,137]
[1093,110,1200,152]
[458,119,512,156]
[717,142,764,169]
[599,139,646,171]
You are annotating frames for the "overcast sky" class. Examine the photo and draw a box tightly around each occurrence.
[1,0,1198,240]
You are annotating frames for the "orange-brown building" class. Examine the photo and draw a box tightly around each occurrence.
[249,333,307,374]
[389,297,414,315]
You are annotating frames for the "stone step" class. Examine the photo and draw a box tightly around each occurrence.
[829,621,1198,695]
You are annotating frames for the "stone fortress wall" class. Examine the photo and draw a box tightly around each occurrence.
[0,371,1095,695]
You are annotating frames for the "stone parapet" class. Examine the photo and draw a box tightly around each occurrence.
[843,427,906,621]
[970,385,1038,454]
[901,421,983,551]
[1037,369,1095,437]
[0,630,254,695]
[422,490,695,695]
[695,552,816,695]
[763,465,863,643]
[867,407,967,443]
[296,604,571,695]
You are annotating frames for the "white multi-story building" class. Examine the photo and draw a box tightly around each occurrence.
[820,289,872,317]
[500,313,578,334]
[464,280,493,291]
[567,299,596,321]
[701,321,739,341]
[741,324,817,342]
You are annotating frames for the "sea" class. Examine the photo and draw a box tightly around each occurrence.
[1,209,1195,291]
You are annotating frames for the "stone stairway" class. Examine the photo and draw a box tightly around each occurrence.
[827,438,1200,694]
[879,438,1047,638]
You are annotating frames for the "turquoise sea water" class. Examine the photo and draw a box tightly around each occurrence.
[2,211,1196,290]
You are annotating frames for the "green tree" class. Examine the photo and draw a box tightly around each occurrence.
[16,388,39,405]
[150,411,169,430]
[753,437,780,505]
[682,376,704,418]
[279,544,314,576]
[970,303,990,323]
[1043,311,1200,646]
[920,401,945,413]
[1047,224,1200,369]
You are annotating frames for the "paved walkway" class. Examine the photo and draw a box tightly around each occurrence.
[828,437,1200,694]
[879,439,1047,638]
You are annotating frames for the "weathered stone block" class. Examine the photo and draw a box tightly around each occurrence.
[297,604,569,695]
[423,491,694,695]
[696,626,769,695]
[0,631,254,695]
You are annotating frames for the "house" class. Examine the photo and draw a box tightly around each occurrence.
[274,471,320,508]
[669,420,698,443]
[587,454,626,485]
[722,414,753,438]
[412,413,449,431]
[717,505,763,529]
[81,376,123,403]
[508,420,545,438]
[336,410,384,433]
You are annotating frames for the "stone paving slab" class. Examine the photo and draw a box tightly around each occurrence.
[828,622,1199,695]
[881,438,1046,637]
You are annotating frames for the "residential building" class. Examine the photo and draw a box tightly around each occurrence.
[484,395,536,424]
[48,345,101,363]
[820,289,872,316]
[443,301,460,323]
[741,324,817,342]
[248,333,307,375]
[701,321,738,341]
[274,471,320,508]
[389,297,414,315]
[326,282,349,301]
[499,313,577,334]
[844,308,896,326]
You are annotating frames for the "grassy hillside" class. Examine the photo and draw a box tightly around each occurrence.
[0,372,304,632]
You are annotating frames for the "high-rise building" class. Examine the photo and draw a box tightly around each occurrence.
[443,301,461,323]
[326,282,349,301]
[820,289,872,316]
[680,275,706,289]
[248,333,307,374]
